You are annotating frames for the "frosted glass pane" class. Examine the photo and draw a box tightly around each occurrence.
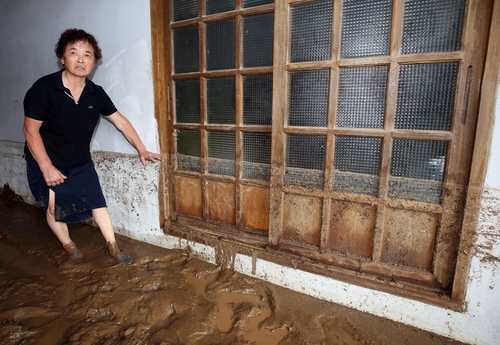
[207,77,235,124]
[288,70,329,127]
[401,0,465,54]
[290,0,332,62]
[389,139,448,203]
[173,0,198,21]
[243,133,271,180]
[243,0,274,7]
[285,134,326,188]
[395,63,457,131]
[243,13,274,68]
[208,131,235,176]
[333,137,381,196]
[174,26,199,74]
[340,0,392,58]
[205,0,234,15]
[206,20,235,71]
[337,66,387,128]
[176,80,200,124]
[243,74,273,125]
[177,130,201,172]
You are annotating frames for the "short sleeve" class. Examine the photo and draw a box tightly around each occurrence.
[23,80,50,121]
[97,86,118,116]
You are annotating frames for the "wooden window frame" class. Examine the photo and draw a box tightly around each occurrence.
[150,0,500,310]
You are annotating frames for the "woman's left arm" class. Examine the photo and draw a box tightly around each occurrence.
[106,111,162,165]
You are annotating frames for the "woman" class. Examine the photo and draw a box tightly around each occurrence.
[23,28,161,264]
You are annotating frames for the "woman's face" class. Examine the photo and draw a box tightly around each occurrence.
[59,40,96,78]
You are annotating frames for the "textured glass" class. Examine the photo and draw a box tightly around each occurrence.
[340,0,392,59]
[401,0,465,54]
[285,134,326,188]
[174,26,199,74]
[173,0,198,22]
[290,0,332,63]
[395,63,457,131]
[337,66,387,128]
[177,130,201,172]
[243,0,274,7]
[288,70,329,127]
[389,139,448,203]
[206,19,235,71]
[333,137,381,196]
[205,0,235,15]
[243,133,271,180]
[243,13,274,68]
[176,80,200,124]
[243,74,273,125]
[207,77,235,124]
[207,131,236,176]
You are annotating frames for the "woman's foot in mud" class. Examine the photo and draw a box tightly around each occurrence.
[63,241,84,262]
[107,241,133,265]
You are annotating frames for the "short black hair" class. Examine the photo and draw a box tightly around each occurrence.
[55,28,102,61]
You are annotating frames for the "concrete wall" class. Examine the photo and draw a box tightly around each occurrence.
[0,1,499,344]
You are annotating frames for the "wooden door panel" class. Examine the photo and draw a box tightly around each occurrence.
[381,209,438,271]
[283,194,322,246]
[327,201,376,258]
[176,176,202,218]
[207,181,235,225]
[241,185,270,232]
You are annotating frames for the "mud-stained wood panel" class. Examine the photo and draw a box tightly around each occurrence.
[176,176,202,218]
[241,186,270,231]
[283,194,322,246]
[207,181,236,225]
[382,209,438,270]
[327,201,375,258]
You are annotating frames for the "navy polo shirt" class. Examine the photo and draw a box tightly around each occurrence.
[24,69,117,169]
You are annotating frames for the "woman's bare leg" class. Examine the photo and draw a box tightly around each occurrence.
[92,207,132,264]
[47,189,83,261]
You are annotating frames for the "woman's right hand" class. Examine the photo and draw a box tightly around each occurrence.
[41,165,67,186]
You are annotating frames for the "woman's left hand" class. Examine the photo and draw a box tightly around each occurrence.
[138,150,162,166]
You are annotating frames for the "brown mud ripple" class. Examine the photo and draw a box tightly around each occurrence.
[0,187,465,345]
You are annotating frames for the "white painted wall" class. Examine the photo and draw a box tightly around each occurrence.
[1,1,499,344]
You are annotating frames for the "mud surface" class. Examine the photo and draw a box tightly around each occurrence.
[0,188,466,345]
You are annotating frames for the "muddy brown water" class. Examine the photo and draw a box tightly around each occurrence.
[0,188,465,345]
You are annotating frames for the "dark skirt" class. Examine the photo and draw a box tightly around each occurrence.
[27,161,107,223]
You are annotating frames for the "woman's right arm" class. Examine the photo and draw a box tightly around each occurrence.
[23,117,66,186]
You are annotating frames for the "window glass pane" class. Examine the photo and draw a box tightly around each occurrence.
[395,62,457,131]
[337,66,387,128]
[205,0,235,15]
[333,137,381,196]
[389,139,448,203]
[401,0,465,54]
[243,133,271,180]
[176,80,200,123]
[243,0,274,7]
[173,0,198,21]
[174,26,199,74]
[243,13,274,68]
[285,134,326,188]
[290,0,332,63]
[288,70,329,127]
[177,130,201,172]
[208,131,236,176]
[206,19,235,70]
[340,0,392,59]
[207,77,235,124]
[243,74,273,125]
